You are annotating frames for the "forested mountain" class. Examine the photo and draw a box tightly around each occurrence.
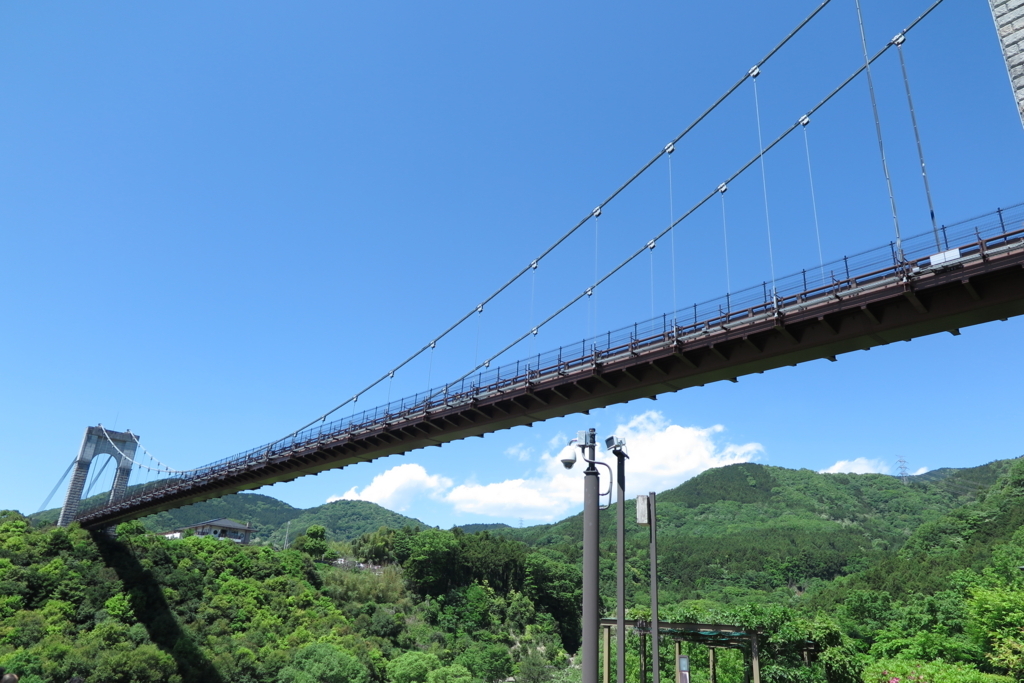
[497,461,1015,606]
[34,494,429,546]
[9,456,1024,683]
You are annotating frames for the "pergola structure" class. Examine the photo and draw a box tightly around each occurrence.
[599,618,820,683]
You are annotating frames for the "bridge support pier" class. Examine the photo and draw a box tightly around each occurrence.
[989,0,1024,129]
[57,426,139,527]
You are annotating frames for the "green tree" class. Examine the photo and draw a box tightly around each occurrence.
[515,649,553,683]
[404,530,463,596]
[426,664,473,683]
[354,526,398,565]
[90,643,182,683]
[304,525,329,561]
[455,642,513,683]
[278,642,369,683]
[386,651,441,683]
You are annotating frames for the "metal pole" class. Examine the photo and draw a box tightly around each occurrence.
[751,633,761,683]
[616,450,627,683]
[583,432,600,683]
[603,625,611,683]
[640,630,648,683]
[649,492,659,683]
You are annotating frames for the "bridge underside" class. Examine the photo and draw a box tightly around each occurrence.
[77,237,1024,529]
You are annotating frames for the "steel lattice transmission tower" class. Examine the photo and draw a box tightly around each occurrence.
[897,457,910,485]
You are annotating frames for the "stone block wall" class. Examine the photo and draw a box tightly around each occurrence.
[990,0,1024,127]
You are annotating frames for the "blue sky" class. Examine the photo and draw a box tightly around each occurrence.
[2,0,1022,529]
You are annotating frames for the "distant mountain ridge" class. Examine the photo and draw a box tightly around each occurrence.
[32,492,428,545]
[31,457,1018,573]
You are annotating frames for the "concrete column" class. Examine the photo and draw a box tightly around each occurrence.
[989,0,1024,128]
[57,430,98,526]
[109,439,138,504]
[709,648,716,683]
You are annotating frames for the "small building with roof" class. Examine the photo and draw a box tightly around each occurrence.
[161,518,253,544]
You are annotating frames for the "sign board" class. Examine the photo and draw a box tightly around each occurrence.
[678,656,689,672]
[637,495,650,526]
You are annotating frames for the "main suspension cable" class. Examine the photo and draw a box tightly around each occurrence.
[259,0,840,453]
[433,0,946,398]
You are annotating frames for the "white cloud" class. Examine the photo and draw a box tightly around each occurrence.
[819,458,890,475]
[547,432,567,449]
[504,444,533,461]
[444,411,762,521]
[913,467,929,475]
[329,463,452,511]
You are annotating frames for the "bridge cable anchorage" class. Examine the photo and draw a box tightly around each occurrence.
[855,0,904,265]
[666,142,678,329]
[750,65,779,304]
[430,2,955,401]
[894,32,942,253]
[800,115,827,287]
[252,0,842,453]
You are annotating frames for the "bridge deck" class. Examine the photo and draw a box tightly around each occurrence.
[76,206,1024,529]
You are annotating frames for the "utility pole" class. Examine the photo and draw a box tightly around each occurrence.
[563,429,613,683]
[607,436,629,683]
[581,429,600,683]
[638,492,659,683]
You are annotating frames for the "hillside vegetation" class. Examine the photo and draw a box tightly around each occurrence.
[6,456,1024,683]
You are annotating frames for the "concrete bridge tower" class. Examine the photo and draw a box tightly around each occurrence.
[990,0,1024,128]
[57,426,139,527]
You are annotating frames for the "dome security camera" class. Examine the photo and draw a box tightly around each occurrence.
[561,450,577,470]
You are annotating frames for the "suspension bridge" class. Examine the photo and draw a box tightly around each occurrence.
[49,0,1024,530]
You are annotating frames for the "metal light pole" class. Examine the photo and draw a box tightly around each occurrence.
[606,436,629,683]
[564,429,611,683]
[581,429,600,683]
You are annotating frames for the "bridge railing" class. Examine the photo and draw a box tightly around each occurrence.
[76,202,1024,521]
